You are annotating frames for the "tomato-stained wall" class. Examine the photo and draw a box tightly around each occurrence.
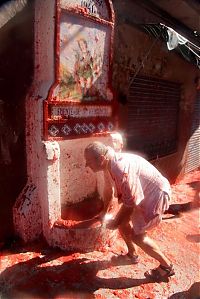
[12,0,122,250]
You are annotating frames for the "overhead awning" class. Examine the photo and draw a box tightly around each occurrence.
[142,23,200,69]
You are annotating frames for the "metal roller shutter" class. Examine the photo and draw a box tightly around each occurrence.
[185,92,200,173]
[127,76,180,160]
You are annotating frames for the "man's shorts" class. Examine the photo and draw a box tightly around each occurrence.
[131,191,170,235]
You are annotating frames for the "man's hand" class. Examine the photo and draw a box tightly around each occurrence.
[105,204,133,230]
[106,218,118,230]
[97,211,106,221]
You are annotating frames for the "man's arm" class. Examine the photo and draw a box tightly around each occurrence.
[98,171,115,219]
[107,204,133,229]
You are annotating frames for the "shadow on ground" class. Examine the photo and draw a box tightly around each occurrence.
[0,248,151,299]
[169,282,200,299]
[186,234,200,243]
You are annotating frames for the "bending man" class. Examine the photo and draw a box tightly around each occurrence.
[84,141,175,281]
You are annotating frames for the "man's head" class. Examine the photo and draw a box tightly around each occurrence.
[84,141,109,172]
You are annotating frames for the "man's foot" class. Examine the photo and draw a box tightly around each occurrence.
[126,252,139,264]
[144,264,175,282]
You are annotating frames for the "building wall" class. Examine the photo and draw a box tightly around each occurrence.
[112,1,200,183]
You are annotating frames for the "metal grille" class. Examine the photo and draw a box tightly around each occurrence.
[127,76,180,160]
[185,92,200,173]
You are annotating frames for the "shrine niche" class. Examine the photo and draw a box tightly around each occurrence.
[13,0,122,251]
[44,0,116,139]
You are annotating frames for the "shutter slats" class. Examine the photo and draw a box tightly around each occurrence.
[185,92,200,173]
[127,76,180,160]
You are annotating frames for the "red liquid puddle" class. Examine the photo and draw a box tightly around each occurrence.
[61,196,103,221]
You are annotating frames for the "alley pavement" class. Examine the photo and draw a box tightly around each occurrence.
[0,170,199,299]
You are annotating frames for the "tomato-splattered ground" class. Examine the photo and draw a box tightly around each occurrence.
[0,170,199,299]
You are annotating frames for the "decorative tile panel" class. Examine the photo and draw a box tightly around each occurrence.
[52,13,112,102]
[88,123,96,133]
[51,105,112,119]
[60,0,110,21]
[49,125,60,137]
[97,122,105,132]
[61,124,72,135]
[48,120,115,138]
[44,0,116,140]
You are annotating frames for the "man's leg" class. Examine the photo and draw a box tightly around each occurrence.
[132,233,175,279]
[133,233,172,271]
[119,221,138,257]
